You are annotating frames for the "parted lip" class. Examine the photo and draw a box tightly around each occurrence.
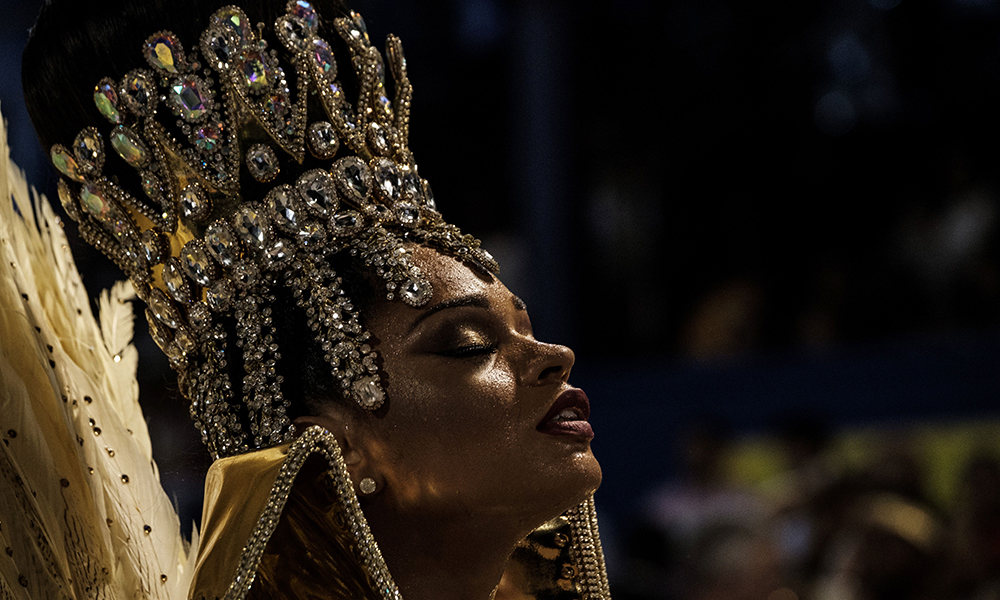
[538,388,591,428]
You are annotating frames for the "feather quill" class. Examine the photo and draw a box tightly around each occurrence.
[0,108,198,599]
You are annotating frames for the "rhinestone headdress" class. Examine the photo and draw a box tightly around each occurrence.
[49,1,498,459]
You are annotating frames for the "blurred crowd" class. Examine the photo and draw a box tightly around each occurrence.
[614,415,1000,600]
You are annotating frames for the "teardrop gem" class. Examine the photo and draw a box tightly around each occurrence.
[280,17,311,51]
[374,158,401,201]
[205,222,242,267]
[205,29,234,66]
[267,186,300,231]
[182,242,214,286]
[80,183,112,221]
[93,81,121,124]
[111,127,149,168]
[51,146,84,183]
[217,7,251,46]
[74,128,104,171]
[297,170,338,216]
[234,206,268,250]
[334,157,370,202]
[312,38,336,79]
[292,1,318,29]
[163,259,192,303]
[148,290,180,329]
[146,34,182,73]
[180,184,211,221]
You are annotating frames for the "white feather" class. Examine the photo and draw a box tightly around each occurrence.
[0,108,198,599]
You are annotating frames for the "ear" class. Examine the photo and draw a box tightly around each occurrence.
[293,409,365,468]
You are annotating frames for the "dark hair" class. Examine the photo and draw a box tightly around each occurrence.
[22,0,382,420]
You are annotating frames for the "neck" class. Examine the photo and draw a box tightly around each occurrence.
[364,500,525,600]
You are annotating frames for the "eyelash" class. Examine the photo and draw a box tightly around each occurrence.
[440,342,497,358]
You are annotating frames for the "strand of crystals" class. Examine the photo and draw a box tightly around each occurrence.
[349,227,431,307]
[564,498,610,600]
[284,256,385,410]
[233,292,288,447]
[586,497,613,599]
[187,323,245,459]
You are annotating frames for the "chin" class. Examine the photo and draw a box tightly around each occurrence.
[535,449,603,524]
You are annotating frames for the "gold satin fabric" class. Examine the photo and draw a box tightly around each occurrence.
[189,439,603,600]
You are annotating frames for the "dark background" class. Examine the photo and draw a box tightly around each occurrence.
[5,0,1000,582]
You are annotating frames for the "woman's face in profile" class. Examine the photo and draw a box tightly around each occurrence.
[348,245,601,525]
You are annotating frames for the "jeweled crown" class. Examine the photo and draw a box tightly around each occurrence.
[49,0,498,458]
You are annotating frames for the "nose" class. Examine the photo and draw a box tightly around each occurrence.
[521,340,575,386]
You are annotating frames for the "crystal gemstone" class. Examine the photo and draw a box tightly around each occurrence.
[268,187,300,230]
[247,145,279,181]
[313,39,336,78]
[241,54,272,93]
[401,278,432,306]
[343,161,369,199]
[171,78,209,121]
[206,30,233,65]
[149,291,180,329]
[111,128,148,167]
[308,121,339,158]
[235,206,268,250]
[299,170,337,215]
[94,82,121,124]
[281,18,310,51]
[74,130,103,169]
[124,73,154,111]
[219,8,251,44]
[182,243,214,286]
[397,203,420,225]
[353,376,383,409]
[194,123,223,151]
[375,159,401,200]
[80,184,112,221]
[206,222,242,267]
[293,1,318,29]
[51,147,84,183]
[180,186,209,220]
[147,36,181,73]
[333,211,361,230]
[163,260,191,303]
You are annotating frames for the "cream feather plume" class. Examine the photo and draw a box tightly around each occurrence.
[0,109,198,599]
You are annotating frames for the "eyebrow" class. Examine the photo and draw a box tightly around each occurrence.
[512,296,527,311]
[408,293,492,332]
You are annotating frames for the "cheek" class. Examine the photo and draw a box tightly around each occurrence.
[380,356,523,464]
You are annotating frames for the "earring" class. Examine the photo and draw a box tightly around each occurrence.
[359,477,377,495]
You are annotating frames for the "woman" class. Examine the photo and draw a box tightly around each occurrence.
[6,0,612,598]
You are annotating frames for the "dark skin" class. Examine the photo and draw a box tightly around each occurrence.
[296,245,602,600]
